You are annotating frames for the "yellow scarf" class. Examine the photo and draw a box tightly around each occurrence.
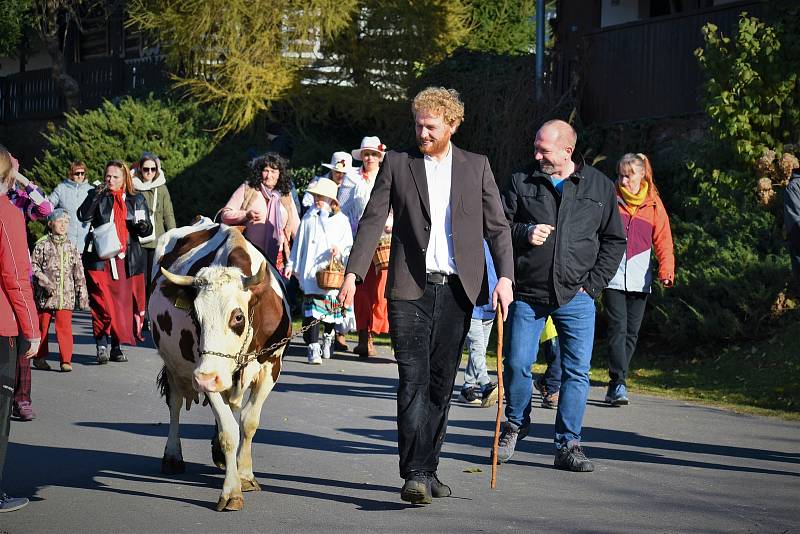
[618,181,649,215]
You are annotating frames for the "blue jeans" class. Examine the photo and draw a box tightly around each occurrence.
[504,292,596,449]
[463,317,494,389]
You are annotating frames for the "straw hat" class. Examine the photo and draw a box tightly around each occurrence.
[306,178,339,203]
[321,151,355,173]
[351,136,387,161]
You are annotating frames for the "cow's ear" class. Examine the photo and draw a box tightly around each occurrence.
[159,280,197,310]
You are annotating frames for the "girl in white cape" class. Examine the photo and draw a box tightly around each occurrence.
[285,178,353,364]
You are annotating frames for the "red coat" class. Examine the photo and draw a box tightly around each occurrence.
[0,195,38,339]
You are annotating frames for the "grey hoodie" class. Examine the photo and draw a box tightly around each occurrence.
[48,179,93,249]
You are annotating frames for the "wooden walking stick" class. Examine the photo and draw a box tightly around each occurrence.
[491,303,504,489]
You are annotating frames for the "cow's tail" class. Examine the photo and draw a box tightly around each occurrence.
[157,365,170,407]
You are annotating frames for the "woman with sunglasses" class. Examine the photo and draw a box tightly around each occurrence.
[132,153,176,330]
[48,161,93,251]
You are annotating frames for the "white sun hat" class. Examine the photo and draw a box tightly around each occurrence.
[351,136,387,161]
[321,151,355,173]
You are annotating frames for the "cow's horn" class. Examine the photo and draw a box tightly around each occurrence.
[160,267,195,286]
[242,262,267,289]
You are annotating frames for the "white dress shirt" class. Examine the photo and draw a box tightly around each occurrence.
[424,143,457,274]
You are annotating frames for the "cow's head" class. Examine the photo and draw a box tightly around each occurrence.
[160,262,267,393]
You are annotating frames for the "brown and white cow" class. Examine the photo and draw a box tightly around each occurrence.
[148,217,291,511]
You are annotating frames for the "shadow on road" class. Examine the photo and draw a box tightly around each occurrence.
[6,442,410,512]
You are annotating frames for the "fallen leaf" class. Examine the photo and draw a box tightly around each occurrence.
[463,467,483,473]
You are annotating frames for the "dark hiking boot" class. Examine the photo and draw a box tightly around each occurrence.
[400,471,432,505]
[554,442,595,472]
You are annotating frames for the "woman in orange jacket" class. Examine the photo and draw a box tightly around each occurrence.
[604,153,674,406]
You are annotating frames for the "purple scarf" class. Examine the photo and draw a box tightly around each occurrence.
[260,184,284,261]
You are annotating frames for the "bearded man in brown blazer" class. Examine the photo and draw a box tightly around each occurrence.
[339,87,514,505]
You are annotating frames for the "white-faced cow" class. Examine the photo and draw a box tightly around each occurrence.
[148,217,291,511]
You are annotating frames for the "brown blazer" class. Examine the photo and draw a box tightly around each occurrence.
[345,144,514,304]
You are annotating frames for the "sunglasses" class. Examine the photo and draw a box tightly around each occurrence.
[73,171,85,176]
[142,167,157,172]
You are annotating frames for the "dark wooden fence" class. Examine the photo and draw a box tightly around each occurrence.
[0,56,167,122]
[579,1,765,124]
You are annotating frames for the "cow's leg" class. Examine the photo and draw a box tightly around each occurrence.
[207,391,244,512]
[161,370,186,475]
[211,420,226,470]
[237,365,278,492]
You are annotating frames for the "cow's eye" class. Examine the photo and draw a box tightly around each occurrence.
[235,313,245,323]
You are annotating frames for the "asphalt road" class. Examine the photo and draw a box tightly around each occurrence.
[2,312,798,533]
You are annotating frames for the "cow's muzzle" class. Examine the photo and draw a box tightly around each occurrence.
[193,371,225,393]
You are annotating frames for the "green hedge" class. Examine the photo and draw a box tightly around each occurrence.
[28,96,325,226]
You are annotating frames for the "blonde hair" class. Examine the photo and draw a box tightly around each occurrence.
[617,153,659,196]
[105,160,136,195]
[0,145,13,195]
[412,87,465,127]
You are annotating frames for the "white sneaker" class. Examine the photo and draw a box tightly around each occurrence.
[307,343,322,365]
[321,331,334,359]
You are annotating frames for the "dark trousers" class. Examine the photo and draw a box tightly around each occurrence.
[1,336,20,492]
[789,225,800,288]
[538,336,562,393]
[388,279,472,478]
[604,288,649,386]
[13,334,30,405]
[301,317,333,344]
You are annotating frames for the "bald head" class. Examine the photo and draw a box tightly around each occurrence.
[534,120,577,178]
[538,120,577,149]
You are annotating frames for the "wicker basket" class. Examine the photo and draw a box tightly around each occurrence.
[316,269,344,290]
[373,242,391,270]
[316,253,345,290]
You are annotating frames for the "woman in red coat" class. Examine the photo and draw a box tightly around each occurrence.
[78,161,152,364]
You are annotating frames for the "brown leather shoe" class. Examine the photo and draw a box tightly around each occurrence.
[333,333,349,352]
[32,358,51,371]
[366,332,376,357]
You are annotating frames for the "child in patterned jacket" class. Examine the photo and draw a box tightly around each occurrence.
[31,209,89,373]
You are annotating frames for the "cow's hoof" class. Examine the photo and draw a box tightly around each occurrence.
[241,478,261,492]
[215,494,244,512]
[161,457,186,475]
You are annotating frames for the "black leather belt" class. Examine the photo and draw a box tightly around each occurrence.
[426,272,458,285]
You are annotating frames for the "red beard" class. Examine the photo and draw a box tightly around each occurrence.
[417,134,450,157]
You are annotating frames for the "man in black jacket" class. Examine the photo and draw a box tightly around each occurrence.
[496,120,625,471]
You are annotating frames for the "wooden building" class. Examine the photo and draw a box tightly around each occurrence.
[554,0,766,123]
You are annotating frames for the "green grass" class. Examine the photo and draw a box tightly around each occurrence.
[290,318,800,420]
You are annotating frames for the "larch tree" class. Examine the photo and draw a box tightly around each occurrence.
[127,0,358,137]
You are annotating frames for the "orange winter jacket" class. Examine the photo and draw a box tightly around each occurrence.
[606,190,675,293]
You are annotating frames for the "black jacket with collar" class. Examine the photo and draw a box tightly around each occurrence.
[501,160,626,306]
[77,187,153,275]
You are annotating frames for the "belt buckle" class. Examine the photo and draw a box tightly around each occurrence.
[428,272,447,284]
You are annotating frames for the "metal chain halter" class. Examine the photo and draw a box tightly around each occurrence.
[198,302,344,373]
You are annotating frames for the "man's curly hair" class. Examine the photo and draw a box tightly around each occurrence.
[412,87,465,127]
[247,152,291,195]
